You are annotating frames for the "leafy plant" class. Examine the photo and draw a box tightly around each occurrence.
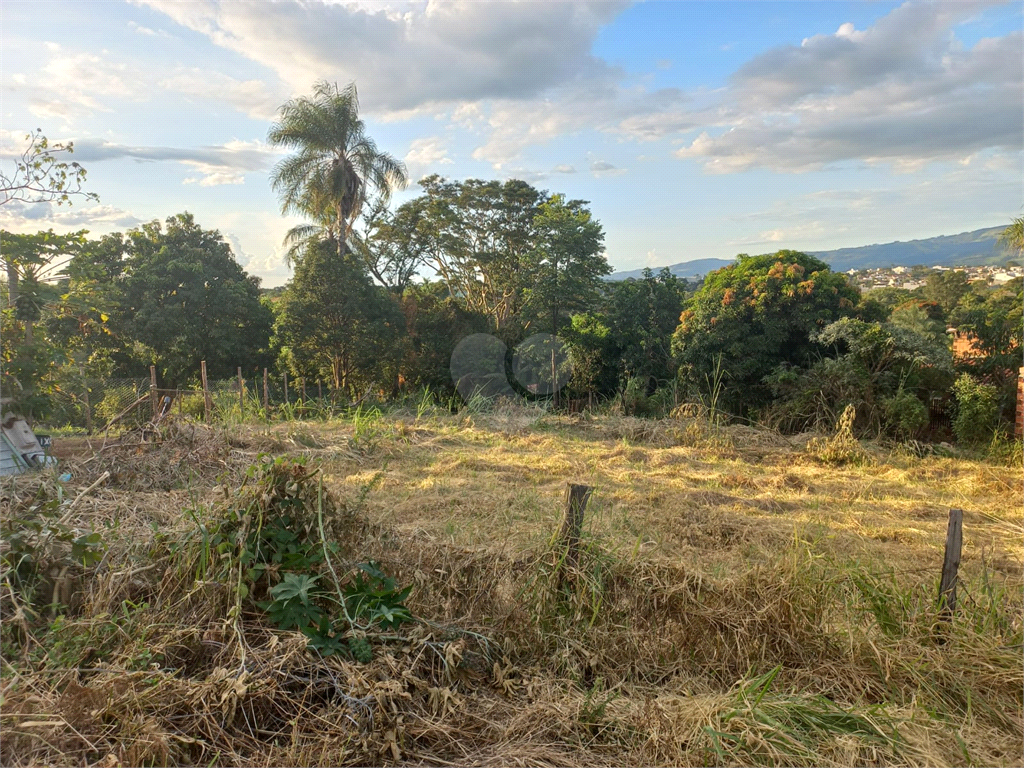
[1,481,106,609]
[260,573,325,630]
[343,561,414,629]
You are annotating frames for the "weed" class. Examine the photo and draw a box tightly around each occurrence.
[808,404,869,465]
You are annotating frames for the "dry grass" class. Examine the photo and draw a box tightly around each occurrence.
[1,408,1021,767]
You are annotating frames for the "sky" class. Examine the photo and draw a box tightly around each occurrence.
[1,0,1021,287]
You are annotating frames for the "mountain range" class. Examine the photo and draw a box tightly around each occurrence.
[607,225,1013,281]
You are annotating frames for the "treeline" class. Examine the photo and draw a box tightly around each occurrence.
[2,79,1021,447]
[2,205,1020,446]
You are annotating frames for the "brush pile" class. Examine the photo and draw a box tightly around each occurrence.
[62,421,274,492]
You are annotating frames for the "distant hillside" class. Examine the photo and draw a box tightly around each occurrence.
[809,226,1010,271]
[607,225,1013,280]
[607,257,734,281]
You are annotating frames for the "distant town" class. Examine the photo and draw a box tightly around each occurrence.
[848,262,1024,292]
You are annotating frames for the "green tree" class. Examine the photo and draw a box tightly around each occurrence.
[923,270,971,317]
[274,241,404,395]
[766,317,953,436]
[409,175,543,329]
[952,373,1000,445]
[399,281,490,393]
[861,286,912,316]
[949,278,1023,375]
[0,229,87,343]
[564,268,688,401]
[118,214,273,385]
[1000,216,1023,256]
[673,251,859,413]
[268,81,407,256]
[888,302,949,348]
[350,194,423,295]
[522,195,608,337]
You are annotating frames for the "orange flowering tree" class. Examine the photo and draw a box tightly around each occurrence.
[672,250,859,414]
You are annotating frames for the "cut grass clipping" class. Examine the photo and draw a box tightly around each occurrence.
[1,411,1021,766]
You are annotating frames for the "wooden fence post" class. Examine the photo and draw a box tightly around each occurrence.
[283,372,289,405]
[938,508,963,624]
[317,379,323,403]
[300,377,307,403]
[237,367,245,417]
[551,348,558,410]
[556,483,593,592]
[150,365,158,418]
[263,368,269,412]
[200,360,212,423]
[83,383,93,434]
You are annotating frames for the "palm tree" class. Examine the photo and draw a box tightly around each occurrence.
[268,81,408,258]
[1000,216,1024,257]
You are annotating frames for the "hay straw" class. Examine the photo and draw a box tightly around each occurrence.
[1,413,1020,767]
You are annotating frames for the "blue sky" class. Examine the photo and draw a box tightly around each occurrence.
[1,0,1020,286]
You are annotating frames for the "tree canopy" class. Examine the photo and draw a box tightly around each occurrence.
[118,213,273,385]
[673,251,860,412]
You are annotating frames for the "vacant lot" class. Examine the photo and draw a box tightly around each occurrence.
[2,409,1021,767]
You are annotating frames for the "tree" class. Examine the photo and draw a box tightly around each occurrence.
[862,286,913,314]
[562,268,688,402]
[399,281,490,393]
[1,129,98,208]
[766,317,953,436]
[948,277,1023,423]
[672,251,859,414]
[274,240,404,395]
[1000,216,1024,256]
[46,233,132,378]
[268,81,407,256]
[0,229,87,343]
[118,214,273,385]
[888,302,949,348]
[350,194,423,294]
[522,195,608,336]
[923,270,971,317]
[409,175,543,329]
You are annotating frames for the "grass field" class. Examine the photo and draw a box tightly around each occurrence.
[1,407,1021,767]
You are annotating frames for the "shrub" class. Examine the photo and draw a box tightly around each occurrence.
[952,373,999,445]
[880,389,928,441]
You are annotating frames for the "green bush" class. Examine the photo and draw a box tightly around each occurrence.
[952,373,999,445]
[880,389,928,441]
[617,377,675,418]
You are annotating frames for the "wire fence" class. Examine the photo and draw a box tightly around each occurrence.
[43,368,349,432]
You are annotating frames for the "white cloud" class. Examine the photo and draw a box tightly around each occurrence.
[0,201,143,232]
[157,70,286,120]
[590,159,626,177]
[403,136,452,182]
[674,3,1023,172]
[128,21,172,38]
[17,43,288,123]
[69,138,280,186]
[138,0,629,114]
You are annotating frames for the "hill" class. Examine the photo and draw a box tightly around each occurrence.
[606,257,734,281]
[608,225,1012,280]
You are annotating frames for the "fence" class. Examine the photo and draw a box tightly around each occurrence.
[42,364,348,432]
